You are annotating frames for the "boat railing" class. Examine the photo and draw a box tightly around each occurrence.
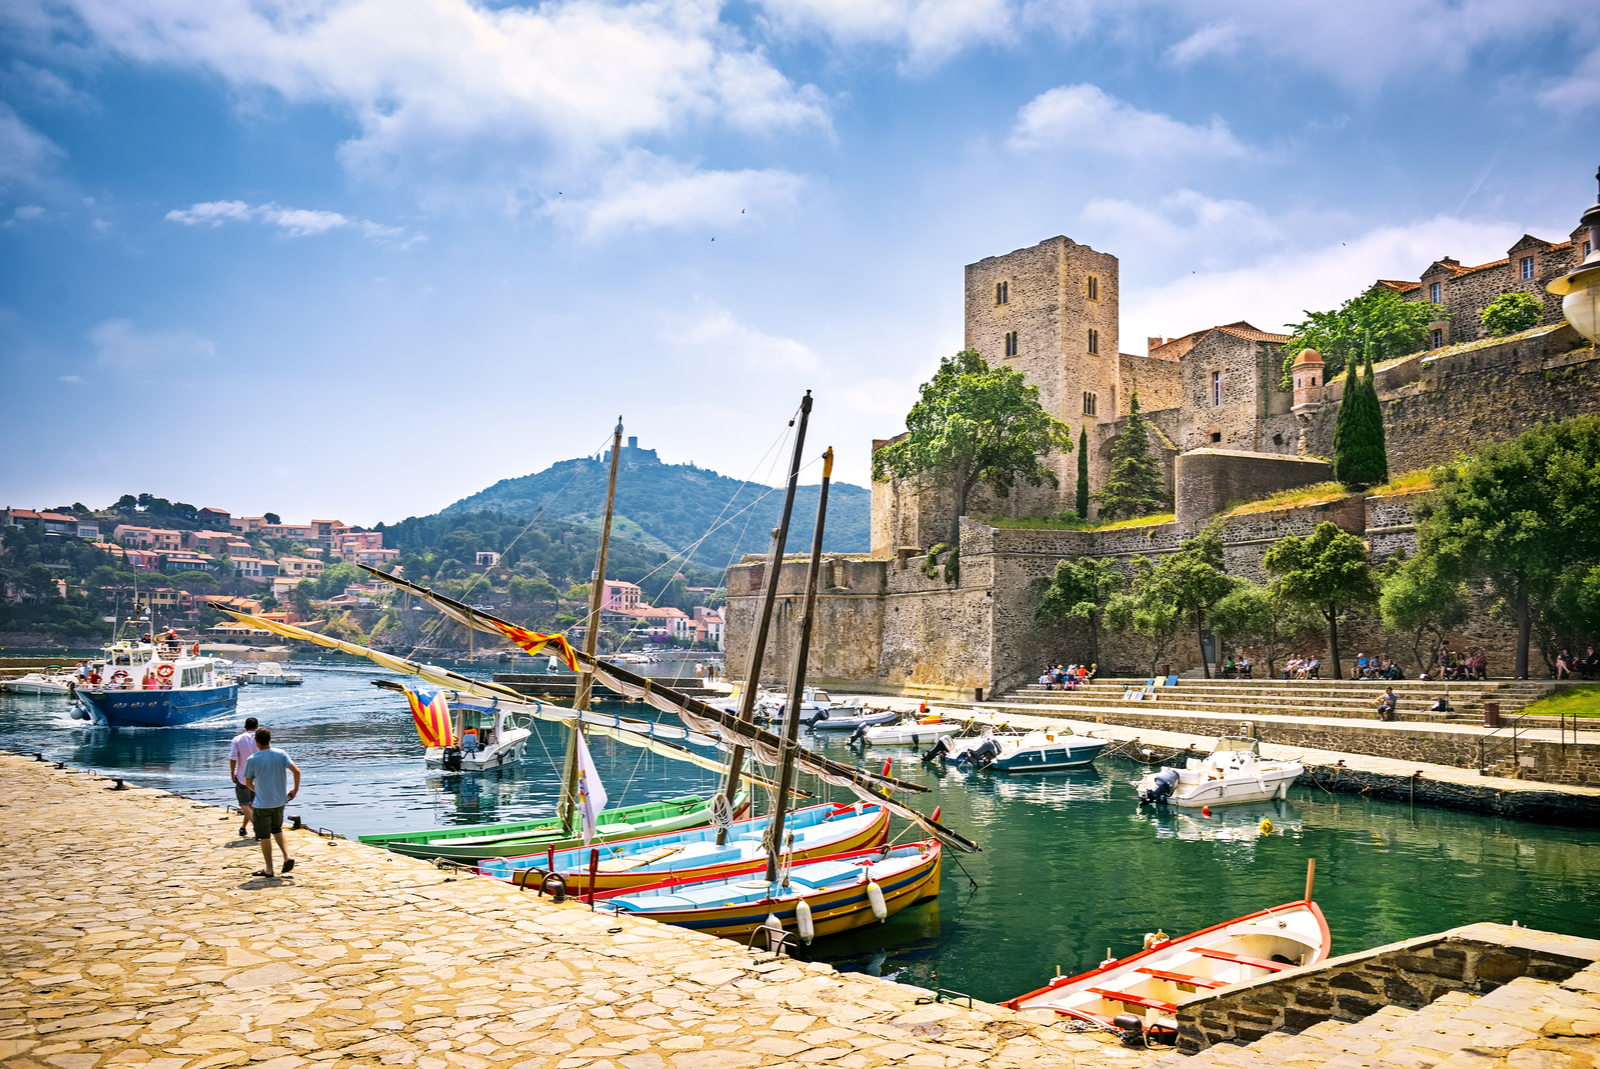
[746,923,798,957]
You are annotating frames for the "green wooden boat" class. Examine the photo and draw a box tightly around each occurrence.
[357,792,746,863]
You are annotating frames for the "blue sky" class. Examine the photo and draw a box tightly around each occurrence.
[2,0,1598,526]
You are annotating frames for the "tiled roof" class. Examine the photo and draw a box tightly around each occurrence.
[1154,320,1289,356]
[1215,325,1291,343]
[1376,279,1421,293]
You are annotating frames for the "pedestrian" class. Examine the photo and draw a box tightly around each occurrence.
[228,716,260,837]
[243,727,301,878]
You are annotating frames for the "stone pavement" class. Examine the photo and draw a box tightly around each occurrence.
[0,754,1151,1069]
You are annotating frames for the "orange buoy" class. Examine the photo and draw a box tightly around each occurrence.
[882,758,892,777]
[932,805,942,823]
[1202,806,1212,816]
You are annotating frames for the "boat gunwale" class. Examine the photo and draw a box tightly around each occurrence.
[356,793,710,847]
[593,839,941,902]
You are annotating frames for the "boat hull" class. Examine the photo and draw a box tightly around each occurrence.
[358,794,746,863]
[479,803,891,894]
[992,738,1110,772]
[1168,765,1300,807]
[424,730,531,772]
[863,723,961,745]
[811,709,899,731]
[3,678,73,695]
[81,684,239,727]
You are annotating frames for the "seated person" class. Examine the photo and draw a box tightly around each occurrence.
[1307,658,1321,679]
[460,728,481,753]
[1222,656,1236,678]
[1376,687,1398,719]
[1238,656,1252,679]
[1039,671,1053,690]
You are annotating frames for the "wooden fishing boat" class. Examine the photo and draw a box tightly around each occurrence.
[595,840,941,941]
[1004,899,1330,1029]
[357,791,748,862]
[477,800,889,893]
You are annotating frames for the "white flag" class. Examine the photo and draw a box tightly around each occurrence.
[574,727,608,846]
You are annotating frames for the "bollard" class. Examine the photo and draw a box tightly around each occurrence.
[588,848,600,909]
[109,778,126,790]
[1483,701,1500,728]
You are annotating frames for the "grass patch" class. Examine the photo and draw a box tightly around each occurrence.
[1224,482,1349,517]
[987,512,1176,532]
[1519,684,1600,719]
[1367,469,1435,497]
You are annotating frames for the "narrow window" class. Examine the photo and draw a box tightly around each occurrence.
[1110,385,1116,413]
[1087,328,1099,354]
[1083,392,1097,416]
[1210,431,1222,444]
[1087,275,1099,301]
[1586,241,1593,258]
[1431,328,1443,348]
[1521,256,1535,281]
[996,280,1009,305]
[1211,369,1223,407]
[1004,331,1019,357]
[1429,281,1442,303]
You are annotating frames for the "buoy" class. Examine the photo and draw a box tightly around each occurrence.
[882,758,891,777]
[764,913,785,951]
[1260,818,1273,835]
[796,898,815,944]
[867,881,887,921]
[1201,806,1212,816]
[931,805,941,823]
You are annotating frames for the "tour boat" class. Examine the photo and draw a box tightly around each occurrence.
[1136,737,1304,807]
[1004,899,1330,1031]
[2,670,77,695]
[477,800,889,894]
[595,840,942,942]
[358,792,749,863]
[75,638,238,727]
[857,716,963,746]
[811,704,899,731]
[424,698,532,773]
[239,662,304,686]
[927,728,1109,772]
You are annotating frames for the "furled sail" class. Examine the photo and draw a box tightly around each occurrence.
[357,567,982,853]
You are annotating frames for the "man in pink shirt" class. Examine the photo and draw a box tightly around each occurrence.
[228,717,260,837]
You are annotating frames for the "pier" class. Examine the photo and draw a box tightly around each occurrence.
[0,754,1146,1069]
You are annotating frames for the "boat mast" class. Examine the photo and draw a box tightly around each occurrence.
[560,417,625,835]
[765,446,832,884]
[717,392,811,844]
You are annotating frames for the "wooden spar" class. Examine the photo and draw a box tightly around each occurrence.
[766,447,832,883]
[717,392,811,845]
[1305,857,1316,901]
[562,417,625,836]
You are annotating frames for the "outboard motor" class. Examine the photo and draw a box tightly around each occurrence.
[1139,767,1180,805]
[849,723,868,746]
[921,736,952,763]
[957,739,1001,770]
[442,747,464,772]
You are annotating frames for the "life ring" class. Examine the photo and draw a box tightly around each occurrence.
[156,664,175,679]
[110,669,129,684]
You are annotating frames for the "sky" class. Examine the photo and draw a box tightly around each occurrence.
[2,0,1598,526]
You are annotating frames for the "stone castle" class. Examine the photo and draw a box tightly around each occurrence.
[731,219,1600,696]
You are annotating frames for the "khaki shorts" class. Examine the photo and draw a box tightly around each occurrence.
[252,806,284,840]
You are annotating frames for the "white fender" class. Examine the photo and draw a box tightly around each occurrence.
[764,912,785,951]
[867,881,887,922]
[795,898,815,944]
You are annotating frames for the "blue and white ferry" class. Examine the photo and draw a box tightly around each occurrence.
[74,636,238,727]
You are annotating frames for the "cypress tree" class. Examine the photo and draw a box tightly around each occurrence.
[1075,424,1090,518]
[1333,346,1388,488]
[1094,393,1172,519]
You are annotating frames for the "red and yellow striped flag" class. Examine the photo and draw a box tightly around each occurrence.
[405,686,455,748]
[491,621,578,671]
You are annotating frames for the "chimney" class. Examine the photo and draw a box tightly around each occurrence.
[627,436,639,450]
[1147,337,1165,355]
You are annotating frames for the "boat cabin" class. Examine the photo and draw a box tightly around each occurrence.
[1212,737,1261,757]
[451,703,511,752]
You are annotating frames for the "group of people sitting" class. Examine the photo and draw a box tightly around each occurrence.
[1220,655,1253,678]
[1038,663,1097,690]
[1351,654,1406,680]
[1281,657,1322,679]
[1426,649,1488,681]
[1554,647,1598,679]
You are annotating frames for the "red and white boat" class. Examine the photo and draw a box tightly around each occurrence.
[1004,899,1330,1031]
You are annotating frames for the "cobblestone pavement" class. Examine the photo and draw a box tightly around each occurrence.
[0,755,1151,1069]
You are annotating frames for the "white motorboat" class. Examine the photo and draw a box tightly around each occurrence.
[812,703,898,731]
[858,716,963,745]
[1005,899,1330,1035]
[927,727,1109,772]
[426,699,531,773]
[1136,737,1303,807]
[2,671,77,695]
[756,686,833,726]
[239,662,304,685]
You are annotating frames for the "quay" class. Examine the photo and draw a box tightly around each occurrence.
[0,754,1146,1069]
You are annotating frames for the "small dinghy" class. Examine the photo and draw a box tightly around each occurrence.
[926,727,1108,772]
[855,716,963,746]
[1004,898,1330,1034]
[1136,737,1303,807]
[811,704,899,731]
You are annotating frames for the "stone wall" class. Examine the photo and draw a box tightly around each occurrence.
[1174,450,1335,535]
[1177,334,1291,454]
[1175,922,1600,1052]
[1117,352,1183,418]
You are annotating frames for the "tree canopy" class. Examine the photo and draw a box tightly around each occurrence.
[1094,393,1170,520]
[1033,555,1125,664]
[1075,425,1090,519]
[1140,523,1236,677]
[1262,520,1380,680]
[1379,552,1469,673]
[1332,352,1388,488]
[1280,286,1440,388]
[872,349,1073,546]
[1209,582,1321,677]
[1481,292,1543,337]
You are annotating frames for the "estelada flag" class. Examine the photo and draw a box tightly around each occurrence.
[405,685,455,748]
[491,621,578,671]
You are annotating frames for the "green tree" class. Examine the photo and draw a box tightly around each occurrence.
[23,564,60,601]
[1075,425,1090,519]
[1414,416,1600,677]
[872,349,1073,547]
[1141,523,1236,677]
[1481,292,1543,337]
[263,512,281,525]
[1332,351,1388,488]
[1094,393,1170,520]
[1209,582,1321,678]
[1263,521,1381,680]
[1033,556,1126,663]
[1379,553,1470,673]
[1280,286,1441,388]
[1106,559,1181,676]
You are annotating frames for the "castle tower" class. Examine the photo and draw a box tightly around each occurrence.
[1291,348,1326,413]
[963,236,1120,518]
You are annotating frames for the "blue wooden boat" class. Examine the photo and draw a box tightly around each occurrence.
[76,640,239,727]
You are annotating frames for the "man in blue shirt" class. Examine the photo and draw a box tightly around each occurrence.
[243,727,301,878]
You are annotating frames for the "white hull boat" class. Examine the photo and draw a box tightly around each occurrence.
[3,672,76,695]
[1137,737,1303,808]
[927,728,1109,772]
[424,700,531,773]
[1005,899,1330,1033]
[239,663,304,685]
[860,718,963,745]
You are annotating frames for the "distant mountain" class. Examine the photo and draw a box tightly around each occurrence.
[439,441,871,571]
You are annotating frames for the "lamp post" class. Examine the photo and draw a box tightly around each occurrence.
[1548,166,1600,345]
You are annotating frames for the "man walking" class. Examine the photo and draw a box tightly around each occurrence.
[243,727,301,878]
[228,717,260,837]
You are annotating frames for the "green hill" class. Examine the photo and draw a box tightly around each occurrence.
[439,442,871,570]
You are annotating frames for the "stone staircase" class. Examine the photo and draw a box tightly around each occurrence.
[1141,963,1600,1069]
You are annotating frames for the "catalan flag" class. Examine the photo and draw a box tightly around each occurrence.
[491,621,578,671]
[405,685,455,748]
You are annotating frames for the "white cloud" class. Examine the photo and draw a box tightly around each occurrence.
[1164,20,1243,66]
[754,0,1014,68]
[90,319,216,372]
[165,199,407,240]
[59,374,84,384]
[1540,45,1600,110]
[669,306,819,372]
[555,154,805,236]
[11,204,45,221]
[0,102,64,189]
[1009,84,1251,159]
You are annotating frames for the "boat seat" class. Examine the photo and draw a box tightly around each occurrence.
[1135,968,1229,989]
[787,860,864,889]
[1193,948,1293,972]
[1086,988,1177,1013]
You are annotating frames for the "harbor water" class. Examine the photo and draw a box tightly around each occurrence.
[4,658,1598,1006]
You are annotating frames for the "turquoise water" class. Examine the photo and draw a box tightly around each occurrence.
[4,659,1598,1004]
